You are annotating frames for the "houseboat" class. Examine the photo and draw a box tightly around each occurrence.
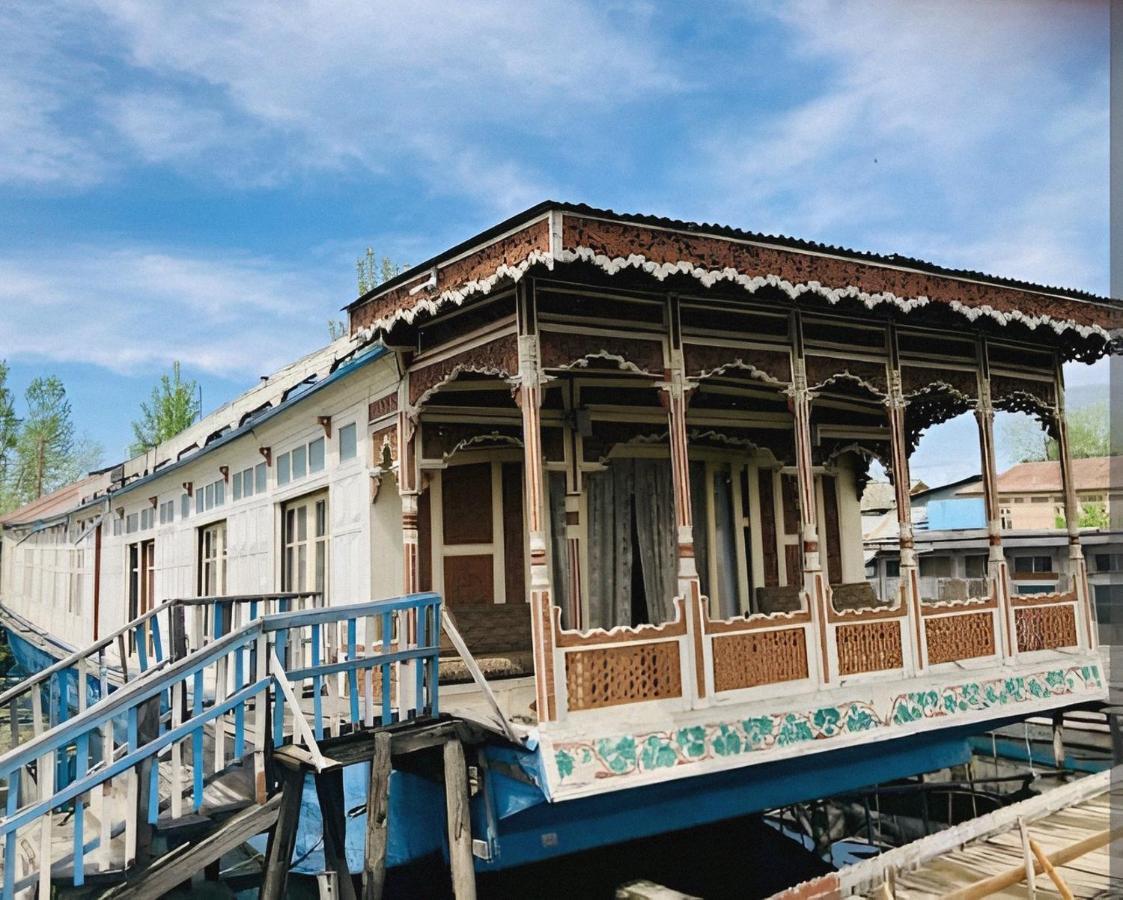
[0,202,1117,887]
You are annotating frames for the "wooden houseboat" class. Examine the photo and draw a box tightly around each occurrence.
[0,202,1117,887]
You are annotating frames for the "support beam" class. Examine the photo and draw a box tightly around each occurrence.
[362,731,392,900]
[1053,355,1095,648]
[443,740,477,900]
[315,768,358,900]
[887,326,924,673]
[976,339,1014,657]
[261,768,305,900]
[517,280,557,722]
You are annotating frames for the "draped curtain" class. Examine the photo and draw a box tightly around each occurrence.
[586,458,677,628]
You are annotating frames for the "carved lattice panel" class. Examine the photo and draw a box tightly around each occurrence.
[1015,605,1078,653]
[835,621,904,675]
[924,612,995,664]
[712,628,808,693]
[565,642,682,711]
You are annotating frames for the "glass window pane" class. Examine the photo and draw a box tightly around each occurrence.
[297,544,307,590]
[278,453,290,486]
[292,445,306,479]
[183,494,191,518]
[205,482,214,510]
[232,471,242,501]
[315,543,325,592]
[255,462,267,493]
[243,468,254,497]
[308,437,325,473]
[316,500,327,538]
[215,480,225,506]
[339,423,357,461]
[297,505,307,542]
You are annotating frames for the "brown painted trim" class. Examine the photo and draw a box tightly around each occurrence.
[704,610,812,635]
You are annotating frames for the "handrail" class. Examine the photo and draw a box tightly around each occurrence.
[0,592,441,900]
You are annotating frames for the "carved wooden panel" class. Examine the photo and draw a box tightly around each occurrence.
[540,330,664,374]
[924,612,995,664]
[564,641,683,711]
[443,554,494,607]
[900,365,977,401]
[835,621,904,675]
[501,462,525,605]
[805,356,888,397]
[370,424,397,467]
[989,374,1057,419]
[1015,605,1078,652]
[758,469,779,587]
[409,334,519,406]
[442,463,492,545]
[822,475,841,584]
[421,422,522,461]
[368,393,398,422]
[712,628,808,692]
[683,343,791,384]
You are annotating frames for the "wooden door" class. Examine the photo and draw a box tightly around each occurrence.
[439,463,497,607]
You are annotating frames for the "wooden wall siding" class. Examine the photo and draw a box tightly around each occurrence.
[350,217,550,333]
[443,554,495,607]
[924,612,996,665]
[822,475,842,584]
[682,343,791,385]
[711,628,808,692]
[559,214,1117,338]
[757,469,779,587]
[441,463,493,545]
[1015,605,1079,653]
[417,488,432,592]
[835,621,904,675]
[408,334,519,406]
[539,330,664,374]
[564,641,683,711]
[502,462,526,606]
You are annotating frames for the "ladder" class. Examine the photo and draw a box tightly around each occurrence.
[0,591,442,898]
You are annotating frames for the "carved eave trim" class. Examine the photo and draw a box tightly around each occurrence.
[544,350,657,377]
[688,359,787,388]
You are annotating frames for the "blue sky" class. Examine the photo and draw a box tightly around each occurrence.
[0,1,1109,484]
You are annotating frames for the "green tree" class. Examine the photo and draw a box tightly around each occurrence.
[11,377,77,503]
[1000,400,1111,463]
[0,362,20,512]
[356,247,407,295]
[129,362,200,456]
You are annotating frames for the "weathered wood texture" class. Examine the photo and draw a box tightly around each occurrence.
[362,731,392,900]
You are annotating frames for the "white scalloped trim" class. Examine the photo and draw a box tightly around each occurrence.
[355,246,1113,345]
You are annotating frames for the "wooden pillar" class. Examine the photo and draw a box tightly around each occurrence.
[518,281,557,722]
[362,731,392,900]
[663,299,701,603]
[976,339,1014,657]
[791,316,831,684]
[443,740,477,900]
[1054,356,1095,648]
[315,768,358,900]
[886,328,924,673]
[563,381,584,630]
[261,768,305,900]
[397,372,420,598]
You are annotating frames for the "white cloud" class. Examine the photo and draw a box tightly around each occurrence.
[0,245,350,378]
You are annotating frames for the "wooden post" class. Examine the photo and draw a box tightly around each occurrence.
[261,768,305,900]
[362,732,392,900]
[517,280,557,722]
[1053,355,1095,648]
[315,768,358,900]
[886,326,924,673]
[443,740,476,900]
[1052,709,1066,769]
[791,317,830,684]
[976,338,1014,657]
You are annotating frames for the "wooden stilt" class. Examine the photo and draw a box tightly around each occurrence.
[315,768,358,900]
[261,768,305,900]
[443,739,476,900]
[1052,710,1066,769]
[362,732,392,900]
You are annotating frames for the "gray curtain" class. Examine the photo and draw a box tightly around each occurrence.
[586,465,633,629]
[712,468,739,618]
[548,472,572,628]
[633,459,678,624]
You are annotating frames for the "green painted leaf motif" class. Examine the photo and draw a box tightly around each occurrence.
[597,736,637,774]
[1029,680,1044,698]
[777,713,813,746]
[942,693,958,714]
[555,749,575,779]
[742,716,775,748]
[1045,670,1064,688]
[812,706,842,735]
[582,748,592,764]
[640,735,678,770]
[961,683,981,707]
[983,684,998,704]
[846,704,876,732]
[712,724,743,756]
[676,726,707,758]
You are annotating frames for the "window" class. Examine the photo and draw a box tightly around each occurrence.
[1000,507,1013,529]
[292,445,306,479]
[126,513,138,534]
[255,462,267,493]
[199,521,227,596]
[181,493,191,519]
[281,492,329,598]
[240,467,255,499]
[339,423,357,461]
[196,478,226,513]
[1030,496,1050,503]
[1094,553,1123,573]
[278,453,291,486]
[113,516,123,537]
[127,539,156,650]
[159,500,175,525]
[140,507,154,530]
[965,554,988,578]
[232,470,242,501]
[885,558,900,578]
[1013,555,1053,574]
[308,437,325,473]
[919,556,952,578]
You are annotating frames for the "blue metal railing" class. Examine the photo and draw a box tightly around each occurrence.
[0,592,441,899]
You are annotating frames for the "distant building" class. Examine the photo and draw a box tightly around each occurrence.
[957,457,1118,531]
